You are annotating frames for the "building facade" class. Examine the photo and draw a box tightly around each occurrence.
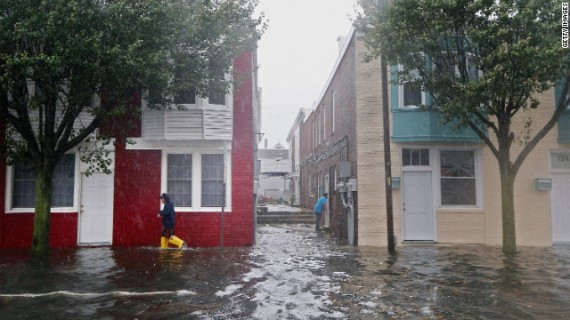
[295,27,570,247]
[1,51,260,248]
[258,143,290,202]
[299,29,361,244]
[285,109,308,206]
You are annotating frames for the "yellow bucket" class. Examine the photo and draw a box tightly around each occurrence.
[160,236,168,249]
[168,235,185,249]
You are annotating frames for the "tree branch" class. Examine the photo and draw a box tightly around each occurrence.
[513,76,570,174]
[56,112,104,157]
[473,109,498,135]
[466,119,499,159]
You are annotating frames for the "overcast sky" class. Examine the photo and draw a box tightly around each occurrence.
[256,0,358,148]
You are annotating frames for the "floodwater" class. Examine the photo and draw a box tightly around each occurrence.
[1,225,570,319]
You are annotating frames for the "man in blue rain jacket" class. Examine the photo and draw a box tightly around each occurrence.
[313,193,327,232]
[158,193,176,238]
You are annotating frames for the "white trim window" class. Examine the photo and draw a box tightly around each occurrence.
[402,148,430,166]
[162,150,231,211]
[6,154,77,212]
[399,67,425,108]
[439,150,478,206]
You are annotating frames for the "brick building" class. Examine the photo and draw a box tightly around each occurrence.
[1,51,261,248]
[298,29,367,245]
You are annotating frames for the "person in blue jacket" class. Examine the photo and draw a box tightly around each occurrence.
[313,193,328,232]
[158,193,176,238]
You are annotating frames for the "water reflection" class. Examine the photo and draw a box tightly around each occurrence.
[1,227,570,319]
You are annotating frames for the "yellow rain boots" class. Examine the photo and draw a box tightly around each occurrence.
[168,235,185,249]
[160,236,168,249]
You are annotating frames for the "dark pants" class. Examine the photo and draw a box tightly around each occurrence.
[314,212,322,231]
[162,226,174,238]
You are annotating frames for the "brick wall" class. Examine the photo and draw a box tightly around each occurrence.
[299,33,359,243]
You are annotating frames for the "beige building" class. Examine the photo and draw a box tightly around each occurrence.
[357,52,570,248]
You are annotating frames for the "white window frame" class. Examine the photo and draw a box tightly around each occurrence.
[435,147,483,209]
[5,153,80,213]
[401,148,431,167]
[161,149,232,212]
[398,64,426,109]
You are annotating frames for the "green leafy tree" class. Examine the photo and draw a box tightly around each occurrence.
[0,0,264,256]
[357,0,570,255]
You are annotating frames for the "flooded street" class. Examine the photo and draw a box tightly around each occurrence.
[1,224,570,319]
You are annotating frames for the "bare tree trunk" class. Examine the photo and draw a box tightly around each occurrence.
[31,169,53,257]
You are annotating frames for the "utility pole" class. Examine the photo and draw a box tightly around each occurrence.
[381,56,396,253]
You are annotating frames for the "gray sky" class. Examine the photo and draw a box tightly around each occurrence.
[256,0,358,148]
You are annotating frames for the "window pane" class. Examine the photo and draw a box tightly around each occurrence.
[51,154,75,207]
[202,154,224,207]
[12,164,35,208]
[441,178,476,205]
[167,154,192,207]
[420,149,430,166]
[173,67,196,104]
[402,149,411,166]
[174,86,196,104]
[403,82,422,107]
[208,92,226,105]
[12,154,76,208]
[440,150,475,177]
[411,149,420,165]
[467,56,479,81]
[440,150,477,206]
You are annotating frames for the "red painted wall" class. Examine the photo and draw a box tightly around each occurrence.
[111,51,255,248]
[112,146,162,247]
[1,213,77,248]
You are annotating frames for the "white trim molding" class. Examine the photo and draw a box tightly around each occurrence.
[5,152,81,214]
[160,148,232,212]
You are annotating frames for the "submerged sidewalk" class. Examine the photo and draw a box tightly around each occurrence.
[1,225,570,319]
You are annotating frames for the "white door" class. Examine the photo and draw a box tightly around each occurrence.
[403,171,435,241]
[552,173,570,242]
[79,172,114,245]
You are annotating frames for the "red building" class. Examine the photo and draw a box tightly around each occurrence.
[0,51,261,249]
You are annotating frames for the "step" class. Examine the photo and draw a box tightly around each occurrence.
[257,211,312,217]
[257,213,315,224]
[258,218,314,224]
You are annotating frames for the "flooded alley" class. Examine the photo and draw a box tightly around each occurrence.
[1,224,570,319]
